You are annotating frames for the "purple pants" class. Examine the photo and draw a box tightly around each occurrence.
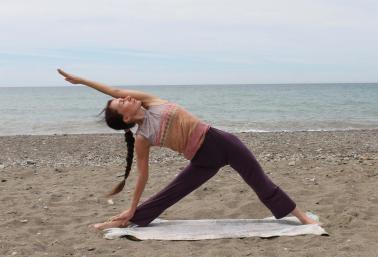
[130,127,296,226]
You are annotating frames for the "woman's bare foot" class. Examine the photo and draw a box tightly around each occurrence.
[299,215,319,225]
[90,220,129,231]
[291,207,320,225]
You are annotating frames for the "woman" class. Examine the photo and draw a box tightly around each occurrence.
[57,69,318,230]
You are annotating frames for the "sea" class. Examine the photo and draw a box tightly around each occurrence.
[0,83,377,136]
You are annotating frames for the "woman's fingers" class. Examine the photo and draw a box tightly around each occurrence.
[113,218,129,227]
[120,220,129,227]
[57,68,69,77]
[109,214,121,221]
[109,209,134,222]
[58,70,83,84]
[111,216,122,221]
[91,220,124,230]
[112,215,131,222]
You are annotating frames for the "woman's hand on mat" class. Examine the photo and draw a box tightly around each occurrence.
[57,69,84,84]
[90,219,129,231]
[90,208,136,231]
[109,208,135,225]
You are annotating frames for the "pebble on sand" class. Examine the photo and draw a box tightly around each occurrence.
[26,160,36,165]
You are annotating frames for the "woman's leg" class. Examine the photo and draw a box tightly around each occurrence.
[210,128,296,219]
[129,163,220,226]
[212,128,318,224]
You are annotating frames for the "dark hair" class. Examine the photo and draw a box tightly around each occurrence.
[103,99,136,196]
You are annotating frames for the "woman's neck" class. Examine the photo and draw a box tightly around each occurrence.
[133,107,146,125]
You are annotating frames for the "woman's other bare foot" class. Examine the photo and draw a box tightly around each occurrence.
[291,207,321,225]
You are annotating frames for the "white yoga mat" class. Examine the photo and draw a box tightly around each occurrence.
[103,213,328,240]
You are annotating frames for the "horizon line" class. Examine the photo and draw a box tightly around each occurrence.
[1,81,378,88]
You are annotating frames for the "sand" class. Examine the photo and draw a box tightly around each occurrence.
[1,130,377,257]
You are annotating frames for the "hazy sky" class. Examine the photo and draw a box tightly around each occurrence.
[1,0,377,86]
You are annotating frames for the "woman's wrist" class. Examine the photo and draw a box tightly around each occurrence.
[130,205,137,212]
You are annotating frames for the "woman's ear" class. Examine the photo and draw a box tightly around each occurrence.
[123,115,131,123]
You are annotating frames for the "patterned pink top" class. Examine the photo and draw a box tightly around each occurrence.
[136,103,210,160]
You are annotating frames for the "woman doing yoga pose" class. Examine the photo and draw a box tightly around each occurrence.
[57,69,318,230]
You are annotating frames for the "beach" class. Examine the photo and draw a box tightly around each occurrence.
[1,129,377,257]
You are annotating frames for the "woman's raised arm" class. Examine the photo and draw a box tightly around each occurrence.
[57,69,166,107]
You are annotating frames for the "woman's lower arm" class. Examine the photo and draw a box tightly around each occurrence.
[130,172,148,211]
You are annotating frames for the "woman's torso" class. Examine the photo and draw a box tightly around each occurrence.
[136,102,210,160]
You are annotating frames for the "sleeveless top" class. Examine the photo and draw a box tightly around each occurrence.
[135,103,210,160]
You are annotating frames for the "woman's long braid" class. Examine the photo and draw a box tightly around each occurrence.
[107,130,135,196]
[124,130,135,181]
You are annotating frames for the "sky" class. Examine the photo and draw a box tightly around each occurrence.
[1,0,378,87]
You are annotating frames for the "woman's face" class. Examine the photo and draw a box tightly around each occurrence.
[109,96,141,123]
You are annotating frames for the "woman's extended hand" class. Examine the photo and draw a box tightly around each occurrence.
[109,208,135,225]
[57,69,85,84]
[90,208,136,230]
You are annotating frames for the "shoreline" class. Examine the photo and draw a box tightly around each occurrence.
[1,129,378,256]
[1,127,378,137]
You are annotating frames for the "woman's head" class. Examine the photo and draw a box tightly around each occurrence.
[105,96,142,129]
